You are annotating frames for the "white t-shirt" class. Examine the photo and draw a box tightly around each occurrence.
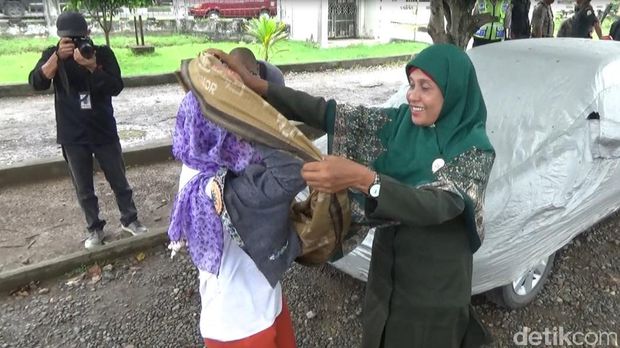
[178,165,282,341]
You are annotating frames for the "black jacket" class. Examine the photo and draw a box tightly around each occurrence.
[511,0,531,39]
[572,4,597,38]
[28,45,123,145]
[223,145,304,287]
[610,19,620,41]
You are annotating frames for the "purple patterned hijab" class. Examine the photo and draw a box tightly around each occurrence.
[168,91,260,274]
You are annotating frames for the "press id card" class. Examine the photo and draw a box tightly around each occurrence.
[79,92,92,110]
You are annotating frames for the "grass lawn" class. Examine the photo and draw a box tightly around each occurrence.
[0,35,427,84]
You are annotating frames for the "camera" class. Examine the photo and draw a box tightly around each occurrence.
[71,37,95,59]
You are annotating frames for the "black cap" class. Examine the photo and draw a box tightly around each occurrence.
[56,11,88,37]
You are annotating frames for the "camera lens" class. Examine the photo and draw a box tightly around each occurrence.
[79,43,94,59]
[72,37,94,59]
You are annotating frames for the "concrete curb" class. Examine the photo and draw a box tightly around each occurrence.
[0,140,173,187]
[0,123,321,187]
[0,54,412,98]
[0,229,169,293]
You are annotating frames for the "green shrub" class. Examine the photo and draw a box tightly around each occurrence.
[245,16,288,61]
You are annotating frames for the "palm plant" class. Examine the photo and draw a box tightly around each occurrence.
[245,16,288,62]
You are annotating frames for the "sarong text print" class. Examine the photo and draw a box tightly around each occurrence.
[198,76,218,95]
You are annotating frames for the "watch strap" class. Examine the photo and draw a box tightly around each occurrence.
[367,171,380,196]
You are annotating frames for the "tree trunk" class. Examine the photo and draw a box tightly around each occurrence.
[428,0,496,49]
[428,0,448,44]
[134,15,139,45]
[101,14,111,46]
[104,29,111,46]
[42,0,60,36]
[100,10,113,46]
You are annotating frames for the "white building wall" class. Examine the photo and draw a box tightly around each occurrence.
[279,0,328,48]
[382,0,430,41]
[358,0,379,39]
[280,0,437,45]
[357,0,431,42]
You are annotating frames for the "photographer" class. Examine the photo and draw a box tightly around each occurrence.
[28,11,147,249]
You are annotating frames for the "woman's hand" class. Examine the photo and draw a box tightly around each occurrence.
[302,155,375,194]
[206,48,267,96]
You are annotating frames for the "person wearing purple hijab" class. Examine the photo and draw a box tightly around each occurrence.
[168,51,301,348]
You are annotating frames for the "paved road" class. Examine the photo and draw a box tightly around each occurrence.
[0,65,406,167]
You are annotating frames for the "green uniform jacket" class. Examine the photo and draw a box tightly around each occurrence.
[265,84,492,348]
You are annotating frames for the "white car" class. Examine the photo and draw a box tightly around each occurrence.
[331,38,620,308]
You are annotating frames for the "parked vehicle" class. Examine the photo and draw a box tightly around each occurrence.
[189,0,276,19]
[331,38,620,309]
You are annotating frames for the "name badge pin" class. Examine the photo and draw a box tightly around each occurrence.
[432,158,445,173]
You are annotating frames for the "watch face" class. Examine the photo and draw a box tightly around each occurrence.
[369,184,381,198]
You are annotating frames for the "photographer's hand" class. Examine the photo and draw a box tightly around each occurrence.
[74,48,97,73]
[57,37,75,60]
[40,52,59,80]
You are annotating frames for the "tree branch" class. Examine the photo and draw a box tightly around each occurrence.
[469,13,497,34]
[443,0,452,28]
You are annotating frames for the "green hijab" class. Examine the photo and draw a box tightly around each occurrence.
[373,44,494,186]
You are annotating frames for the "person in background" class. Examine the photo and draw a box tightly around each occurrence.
[609,17,620,40]
[511,0,532,39]
[572,0,603,38]
[531,0,555,37]
[28,11,147,249]
[473,0,512,46]
[558,0,604,39]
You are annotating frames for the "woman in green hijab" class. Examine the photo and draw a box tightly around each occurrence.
[211,44,495,348]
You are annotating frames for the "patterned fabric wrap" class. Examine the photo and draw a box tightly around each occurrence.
[425,148,495,246]
[330,104,397,257]
[168,91,260,274]
[331,104,390,167]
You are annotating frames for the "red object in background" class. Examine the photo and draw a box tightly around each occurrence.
[189,0,277,19]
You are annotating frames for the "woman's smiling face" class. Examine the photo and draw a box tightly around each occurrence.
[406,68,444,127]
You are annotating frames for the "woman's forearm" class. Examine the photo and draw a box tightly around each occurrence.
[242,71,268,96]
[595,21,603,39]
[265,83,333,131]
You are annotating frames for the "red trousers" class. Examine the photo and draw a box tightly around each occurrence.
[204,299,296,348]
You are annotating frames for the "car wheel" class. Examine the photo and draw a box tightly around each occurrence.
[259,9,270,18]
[207,10,219,19]
[3,1,25,18]
[486,252,556,309]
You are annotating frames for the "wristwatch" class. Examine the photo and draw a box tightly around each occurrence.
[368,172,381,198]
